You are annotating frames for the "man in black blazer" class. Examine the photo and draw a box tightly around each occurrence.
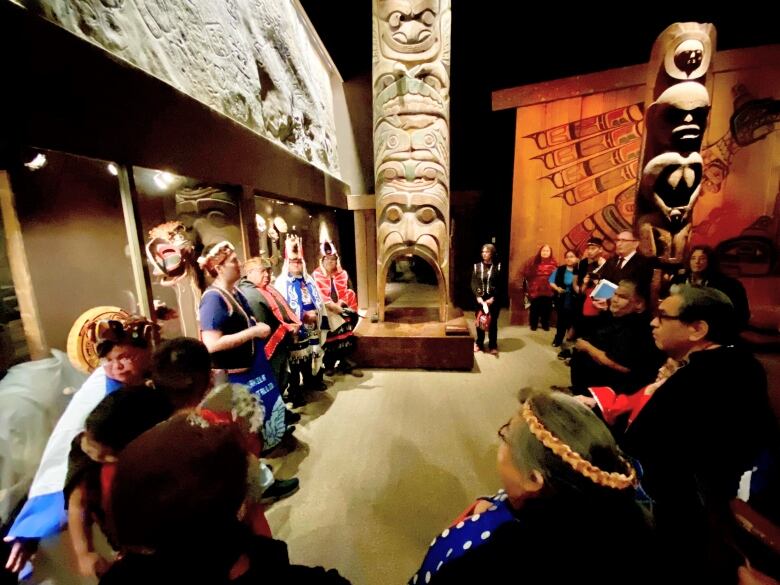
[598,230,653,295]
[620,285,774,584]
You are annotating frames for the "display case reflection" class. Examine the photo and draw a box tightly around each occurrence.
[135,167,243,338]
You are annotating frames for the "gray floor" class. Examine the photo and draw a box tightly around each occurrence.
[266,314,569,585]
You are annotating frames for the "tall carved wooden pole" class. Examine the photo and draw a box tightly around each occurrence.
[372,0,451,322]
[635,23,716,268]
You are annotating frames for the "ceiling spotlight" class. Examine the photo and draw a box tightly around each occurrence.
[107,163,119,176]
[24,153,47,171]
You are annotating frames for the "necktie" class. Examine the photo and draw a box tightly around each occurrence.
[618,256,625,269]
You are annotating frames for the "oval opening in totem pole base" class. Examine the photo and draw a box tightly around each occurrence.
[378,249,447,323]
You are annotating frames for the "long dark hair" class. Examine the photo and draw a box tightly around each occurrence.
[533,244,555,265]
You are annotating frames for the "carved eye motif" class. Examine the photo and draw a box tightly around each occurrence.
[416,206,437,224]
[388,12,402,28]
[420,10,436,25]
[385,205,403,223]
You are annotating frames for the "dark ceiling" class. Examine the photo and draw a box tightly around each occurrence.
[300,2,780,249]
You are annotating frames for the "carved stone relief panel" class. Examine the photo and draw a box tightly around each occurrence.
[635,23,716,265]
[373,0,451,321]
[24,0,340,176]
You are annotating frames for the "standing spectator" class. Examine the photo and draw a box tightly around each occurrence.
[523,244,557,331]
[239,256,302,411]
[549,250,578,347]
[273,236,327,398]
[311,241,362,377]
[196,241,287,451]
[599,230,653,297]
[471,243,504,354]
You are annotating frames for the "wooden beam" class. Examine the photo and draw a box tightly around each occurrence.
[117,165,154,320]
[347,194,376,210]
[0,171,48,359]
[491,44,780,111]
[492,64,647,111]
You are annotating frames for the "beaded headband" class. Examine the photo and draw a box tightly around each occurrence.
[520,401,637,490]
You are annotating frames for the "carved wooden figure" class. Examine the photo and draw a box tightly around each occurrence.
[635,23,716,265]
[372,0,451,321]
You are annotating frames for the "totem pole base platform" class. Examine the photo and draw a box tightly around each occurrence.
[353,306,474,370]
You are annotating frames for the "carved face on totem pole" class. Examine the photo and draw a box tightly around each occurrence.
[373,0,451,320]
[635,23,715,265]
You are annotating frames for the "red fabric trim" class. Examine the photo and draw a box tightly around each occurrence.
[254,286,300,359]
[256,286,300,325]
[100,463,117,517]
[326,331,354,343]
[264,325,288,359]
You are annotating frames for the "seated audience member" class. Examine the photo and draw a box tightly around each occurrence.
[4,316,158,577]
[152,337,299,506]
[570,279,664,395]
[410,389,657,585]
[671,245,750,330]
[101,414,350,585]
[619,285,775,584]
[65,386,173,577]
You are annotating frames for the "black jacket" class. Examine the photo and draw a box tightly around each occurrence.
[598,252,653,293]
[101,532,351,585]
[621,345,774,583]
[470,261,504,304]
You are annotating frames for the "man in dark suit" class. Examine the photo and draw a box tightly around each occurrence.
[620,285,774,584]
[598,230,653,296]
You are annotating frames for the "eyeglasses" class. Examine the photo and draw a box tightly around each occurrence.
[615,238,637,243]
[654,310,683,322]
[497,419,511,443]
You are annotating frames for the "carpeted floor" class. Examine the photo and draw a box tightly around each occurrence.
[265,313,569,585]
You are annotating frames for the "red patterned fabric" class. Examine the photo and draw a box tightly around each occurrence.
[254,286,300,359]
[524,258,558,298]
[312,267,357,310]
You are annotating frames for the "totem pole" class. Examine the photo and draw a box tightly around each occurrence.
[373,0,451,321]
[635,23,716,266]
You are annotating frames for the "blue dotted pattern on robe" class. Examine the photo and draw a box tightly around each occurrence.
[409,490,515,584]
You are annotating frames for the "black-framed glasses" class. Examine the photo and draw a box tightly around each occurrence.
[615,238,637,243]
[654,310,683,322]
[497,419,511,443]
